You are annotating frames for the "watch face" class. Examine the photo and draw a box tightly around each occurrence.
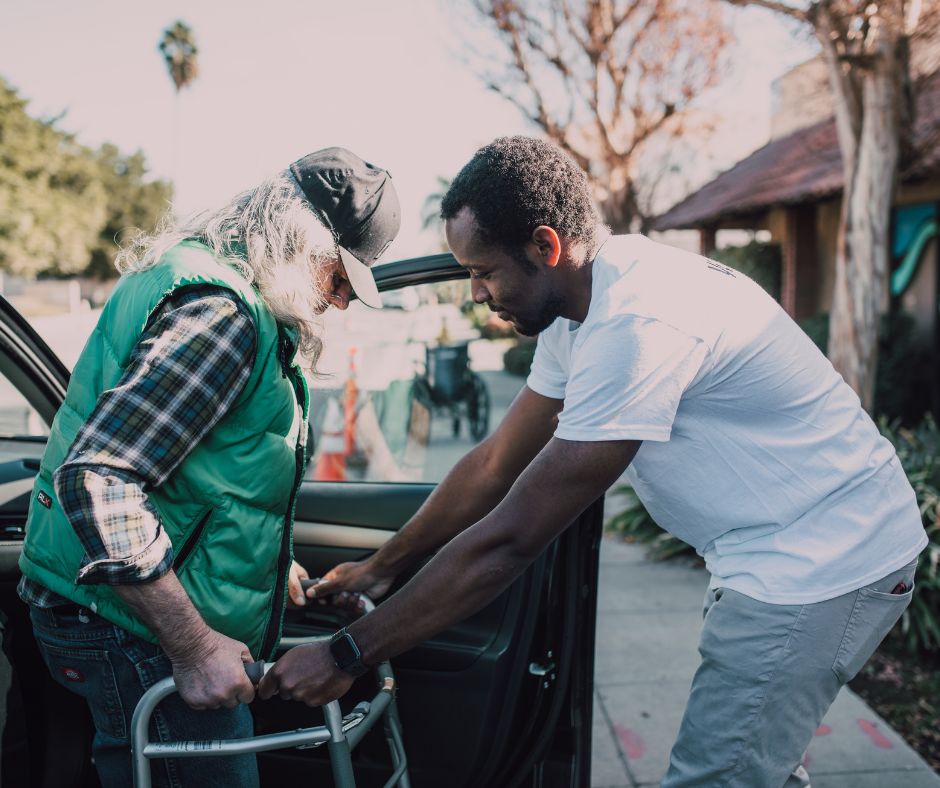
[331,632,360,667]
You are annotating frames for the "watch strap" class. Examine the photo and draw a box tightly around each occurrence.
[330,628,370,678]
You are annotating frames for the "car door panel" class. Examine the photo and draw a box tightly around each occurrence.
[262,478,547,786]
[286,480,515,675]
[293,481,434,529]
[290,482,427,581]
[293,521,393,551]
[256,550,546,788]
[0,297,102,788]
[256,461,602,787]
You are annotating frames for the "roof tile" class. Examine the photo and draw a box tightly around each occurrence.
[655,71,940,230]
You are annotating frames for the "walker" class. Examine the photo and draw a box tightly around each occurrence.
[130,593,409,788]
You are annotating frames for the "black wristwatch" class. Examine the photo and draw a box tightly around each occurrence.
[330,628,370,678]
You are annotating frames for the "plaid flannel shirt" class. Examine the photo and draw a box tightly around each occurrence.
[18,285,257,608]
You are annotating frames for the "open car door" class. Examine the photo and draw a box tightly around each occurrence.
[0,256,603,788]
[252,255,603,788]
[0,296,105,788]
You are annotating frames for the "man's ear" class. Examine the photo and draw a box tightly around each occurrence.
[531,226,561,268]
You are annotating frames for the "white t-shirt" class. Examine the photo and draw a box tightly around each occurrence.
[526,234,926,604]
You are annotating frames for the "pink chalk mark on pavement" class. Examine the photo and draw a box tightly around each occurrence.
[614,725,647,760]
[815,724,832,736]
[857,719,893,749]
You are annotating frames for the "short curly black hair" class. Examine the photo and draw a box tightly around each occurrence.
[440,136,601,251]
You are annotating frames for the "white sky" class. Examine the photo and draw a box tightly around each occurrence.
[0,0,818,261]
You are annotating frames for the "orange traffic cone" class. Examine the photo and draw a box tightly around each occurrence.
[313,397,346,481]
[344,349,358,456]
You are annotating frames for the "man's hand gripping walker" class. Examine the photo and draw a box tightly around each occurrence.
[131,590,409,788]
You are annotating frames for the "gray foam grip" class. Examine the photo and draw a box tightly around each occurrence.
[244,661,265,684]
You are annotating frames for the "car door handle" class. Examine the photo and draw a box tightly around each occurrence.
[528,662,555,676]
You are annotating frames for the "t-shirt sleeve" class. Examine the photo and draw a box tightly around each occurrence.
[525,332,569,400]
[554,315,707,442]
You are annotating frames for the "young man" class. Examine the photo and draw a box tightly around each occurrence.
[261,137,926,788]
[19,148,400,788]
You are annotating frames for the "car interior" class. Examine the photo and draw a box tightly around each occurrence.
[0,256,602,788]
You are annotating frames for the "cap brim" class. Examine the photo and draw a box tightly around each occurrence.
[339,246,383,309]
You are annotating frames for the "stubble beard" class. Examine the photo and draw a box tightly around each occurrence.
[511,288,566,336]
[496,246,567,336]
[490,249,566,337]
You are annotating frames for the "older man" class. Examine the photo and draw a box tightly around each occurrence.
[264,137,925,788]
[18,148,399,788]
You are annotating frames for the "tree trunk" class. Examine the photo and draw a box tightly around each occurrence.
[597,169,643,235]
[825,7,905,413]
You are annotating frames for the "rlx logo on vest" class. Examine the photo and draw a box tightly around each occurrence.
[37,491,52,509]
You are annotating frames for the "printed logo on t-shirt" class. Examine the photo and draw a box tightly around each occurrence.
[706,260,736,277]
[60,666,84,682]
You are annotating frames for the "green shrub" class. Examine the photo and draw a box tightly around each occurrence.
[503,338,537,377]
[462,301,517,340]
[712,241,782,301]
[874,312,931,425]
[605,487,698,562]
[798,312,829,355]
[798,311,931,426]
[878,414,940,653]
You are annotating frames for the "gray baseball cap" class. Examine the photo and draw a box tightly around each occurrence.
[290,148,401,308]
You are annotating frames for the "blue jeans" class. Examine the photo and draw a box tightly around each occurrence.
[29,605,259,788]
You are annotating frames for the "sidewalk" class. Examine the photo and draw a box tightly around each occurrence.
[591,536,940,788]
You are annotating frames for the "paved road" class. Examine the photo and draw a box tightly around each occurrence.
[591,534,940,788]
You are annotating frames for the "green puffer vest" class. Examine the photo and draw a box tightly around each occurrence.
[19,240,309,660]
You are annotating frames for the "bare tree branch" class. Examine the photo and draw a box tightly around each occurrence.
[466,0,733,232]
[723,0,807,21]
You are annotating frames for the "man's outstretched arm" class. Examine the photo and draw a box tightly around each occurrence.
[308,386,565,604]
[259,435,640,706]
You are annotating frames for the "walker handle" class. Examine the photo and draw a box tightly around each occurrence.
[300,577,320,592]
[298,578,376,613]
[244,661,267,685]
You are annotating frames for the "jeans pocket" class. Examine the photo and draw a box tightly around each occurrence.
[135,650,173,690]
[831,583,914,684]
[37,640,127,741]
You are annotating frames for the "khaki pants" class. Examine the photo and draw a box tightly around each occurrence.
[661,558,918,788]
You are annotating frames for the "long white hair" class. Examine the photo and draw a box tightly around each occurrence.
[116,171,337,365]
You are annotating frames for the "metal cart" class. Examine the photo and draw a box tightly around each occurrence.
[413,341,490,441]
[131,596,409,788]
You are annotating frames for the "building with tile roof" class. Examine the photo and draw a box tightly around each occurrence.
[656,55,940,335]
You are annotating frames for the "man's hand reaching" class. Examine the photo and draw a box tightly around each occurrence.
[307,557,396,611]
[257,639,354,707]
[308,389,566,616]
[286,559,311,608]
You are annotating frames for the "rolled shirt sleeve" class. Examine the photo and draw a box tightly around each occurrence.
[52,288,257,587]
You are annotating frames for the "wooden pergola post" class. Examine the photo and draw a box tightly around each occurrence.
[699,225,717,257]
[782,206,818,320]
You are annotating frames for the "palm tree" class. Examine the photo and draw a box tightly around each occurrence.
[158,21,199,187]
[422,176,468,304]
[421,176,452,253]
[158,21,200,93]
